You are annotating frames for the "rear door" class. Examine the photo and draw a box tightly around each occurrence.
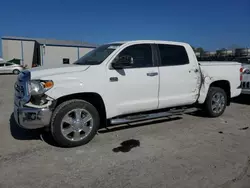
[157,44,200,108]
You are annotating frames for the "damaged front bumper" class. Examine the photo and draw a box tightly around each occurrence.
[14,105,52,129]
[13,71,54,129]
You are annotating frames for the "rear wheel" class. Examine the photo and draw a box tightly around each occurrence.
[203,87,227,117]
[13,69,20,75]
[51,99,100,147]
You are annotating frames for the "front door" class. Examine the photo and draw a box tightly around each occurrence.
[157,44,200,108]
[107,44,159,117]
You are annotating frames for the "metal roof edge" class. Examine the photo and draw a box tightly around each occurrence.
[2,36,35,42]
[1,36,98,48]
[39,44,97,48]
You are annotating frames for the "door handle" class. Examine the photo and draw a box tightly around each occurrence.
[189,69,199,73]
[147,72,158,76]
[110,77,118,82]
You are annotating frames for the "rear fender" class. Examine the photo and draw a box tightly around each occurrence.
[197,75,218,104]
[198,77,231,105]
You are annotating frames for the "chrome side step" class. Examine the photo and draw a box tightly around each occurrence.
[110,107,197,125]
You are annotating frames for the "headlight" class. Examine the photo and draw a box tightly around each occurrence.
[29,80,54,96]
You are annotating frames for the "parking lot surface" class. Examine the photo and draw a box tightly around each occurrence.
[0,75,250,188]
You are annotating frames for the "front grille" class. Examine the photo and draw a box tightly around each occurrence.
[14,70,31,104]
[15,82,24,98]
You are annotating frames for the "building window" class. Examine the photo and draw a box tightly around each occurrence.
[63,58,70,64]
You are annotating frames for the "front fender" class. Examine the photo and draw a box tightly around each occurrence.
[45,79,85,99]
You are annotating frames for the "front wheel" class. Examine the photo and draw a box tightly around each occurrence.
[51,99,100,147]
[203,87,227,117]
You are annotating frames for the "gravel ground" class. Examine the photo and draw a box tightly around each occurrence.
[0,74,250,188]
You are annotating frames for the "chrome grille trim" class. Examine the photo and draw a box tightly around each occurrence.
[14,70,31,105]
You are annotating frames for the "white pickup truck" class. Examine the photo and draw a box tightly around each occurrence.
[14,40,242,147]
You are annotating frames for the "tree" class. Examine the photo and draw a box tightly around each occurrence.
[195,47,205,54]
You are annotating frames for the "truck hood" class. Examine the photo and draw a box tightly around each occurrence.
[29,64,90,79]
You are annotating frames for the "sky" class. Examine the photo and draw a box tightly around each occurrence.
[0,0,250,56]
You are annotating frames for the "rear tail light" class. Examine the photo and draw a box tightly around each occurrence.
[240,67,243,81]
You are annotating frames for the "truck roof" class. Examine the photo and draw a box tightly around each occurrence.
[109,40,189,46]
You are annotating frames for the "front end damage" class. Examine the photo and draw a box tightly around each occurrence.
[14,71,55,129]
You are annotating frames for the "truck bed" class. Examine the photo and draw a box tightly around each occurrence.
[199,61,241,66]
[199,61,242,99]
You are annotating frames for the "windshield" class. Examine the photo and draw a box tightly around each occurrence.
[74,43,123,65]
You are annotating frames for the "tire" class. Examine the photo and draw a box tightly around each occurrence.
[13,69,20,75]
[51,99,100,147]
[203,87,227,117]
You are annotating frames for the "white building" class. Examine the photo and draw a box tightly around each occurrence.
[1,36,97,68]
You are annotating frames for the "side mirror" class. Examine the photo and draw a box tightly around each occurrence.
[112,55,134,69]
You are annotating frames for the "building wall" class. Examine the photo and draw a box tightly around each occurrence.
[79,47,93,58]
[1,38,95,68]
[2,40,9,60]
[22,41,35,67]
[1,39,35,67]
[2,40,22,61]
[41,46,78,66]
[41,46,94,66]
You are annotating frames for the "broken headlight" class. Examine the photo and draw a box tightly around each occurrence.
[29,80,54,96]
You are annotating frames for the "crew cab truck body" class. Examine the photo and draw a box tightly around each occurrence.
[13,40,242,147]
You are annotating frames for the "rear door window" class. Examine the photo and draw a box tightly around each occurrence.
[158,44,189,66]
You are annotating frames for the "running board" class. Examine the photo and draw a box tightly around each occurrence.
[110,107,197,125]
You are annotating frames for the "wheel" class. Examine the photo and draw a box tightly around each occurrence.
[203,87,227,117]
[13,69,20,75]
[51,99,100,147]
